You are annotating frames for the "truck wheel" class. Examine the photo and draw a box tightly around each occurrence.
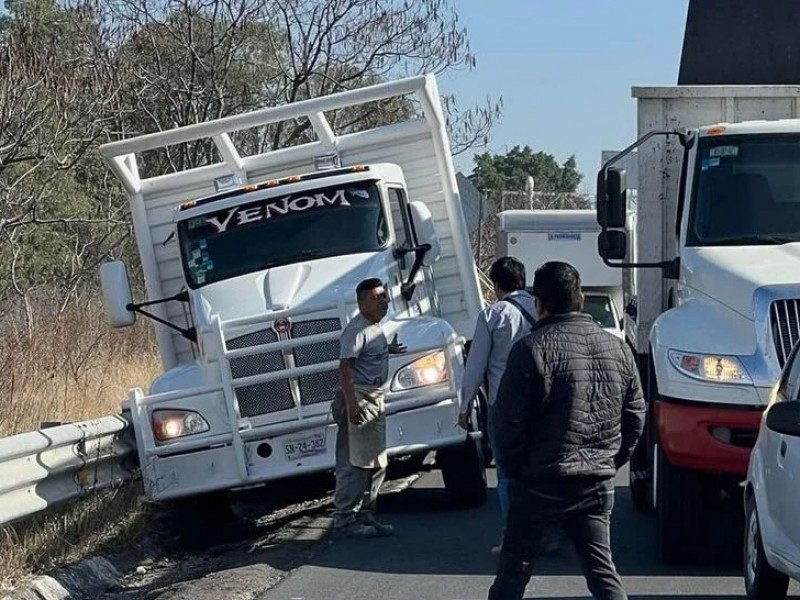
[744,496,789,600]
[656,445,705,563]
[629,436,654,514]
[437,435,487,508]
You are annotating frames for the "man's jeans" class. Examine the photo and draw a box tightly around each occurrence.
[486,405,509,524]
[488,477,627,600]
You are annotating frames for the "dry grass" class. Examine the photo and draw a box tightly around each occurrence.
[0,293,161,589]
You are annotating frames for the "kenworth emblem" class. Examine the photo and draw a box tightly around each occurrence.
[272,318,291,336]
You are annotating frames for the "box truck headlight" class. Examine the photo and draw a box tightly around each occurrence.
[668,350,752,384]
[152,409,210,442]
[391,351,449,391]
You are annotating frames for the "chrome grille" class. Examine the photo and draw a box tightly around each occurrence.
[224,318,342,416]
[770,299,800,368]
[227,328,293,417]
[293,319,341,406]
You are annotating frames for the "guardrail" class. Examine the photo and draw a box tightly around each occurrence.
[0,415,137,526]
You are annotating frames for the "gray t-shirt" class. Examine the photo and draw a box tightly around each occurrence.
[339,313,389,387]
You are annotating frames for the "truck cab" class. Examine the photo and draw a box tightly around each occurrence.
[97,74,488,511]
[598,113,800,563]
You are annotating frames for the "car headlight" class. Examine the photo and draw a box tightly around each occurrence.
[668,350,752,384]
[391,351,449,391]
[152,409,210,442]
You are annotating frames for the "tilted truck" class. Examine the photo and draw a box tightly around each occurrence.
[495,209,626,340]
[596,85,800,562]
[96,74,489,513]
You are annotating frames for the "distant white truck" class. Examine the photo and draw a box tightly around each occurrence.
[496,209,625,340]
[96,74,488,514]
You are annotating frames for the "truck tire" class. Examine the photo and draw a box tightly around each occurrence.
[437,435,487,508]
[744,496,789,600]
[656,445,705,563]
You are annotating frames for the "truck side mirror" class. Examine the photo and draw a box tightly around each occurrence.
[598,231,627,261]
[596,168,627,229]
[409,201,441,266]
[100,261,136,327]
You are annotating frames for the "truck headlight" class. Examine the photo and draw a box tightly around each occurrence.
[391,351,449,391]
[152,409,210,442]
[668,350,752,384]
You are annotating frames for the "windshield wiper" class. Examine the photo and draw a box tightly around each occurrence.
[259,250,329,269]
[705,234,800,246]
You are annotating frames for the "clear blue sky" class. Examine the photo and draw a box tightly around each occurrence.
[441,0,690,192]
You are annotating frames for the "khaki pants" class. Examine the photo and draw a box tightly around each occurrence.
[331,387,387,527]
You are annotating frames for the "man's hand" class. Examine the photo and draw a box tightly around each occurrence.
[347,400,367,426]
[388,334,407,355]
[457,411,470,431]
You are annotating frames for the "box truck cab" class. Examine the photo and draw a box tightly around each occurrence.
[597,85,800,563]
[97,74,488,511]
[496,209,625,340]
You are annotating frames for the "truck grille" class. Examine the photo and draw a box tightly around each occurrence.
[227,318,341,417]
[770,299,800,368]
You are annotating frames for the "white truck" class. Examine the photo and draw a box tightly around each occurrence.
[495,209,625,340]
[97,74,489,513]
[597,85,800,563]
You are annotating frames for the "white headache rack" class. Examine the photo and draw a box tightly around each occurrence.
[99,74,483,371]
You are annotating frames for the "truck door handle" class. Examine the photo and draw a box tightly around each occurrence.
[780,439,788,458]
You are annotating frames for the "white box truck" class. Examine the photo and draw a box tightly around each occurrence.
[596,85,800,563]
[97,74,488,511]
[495,209,625,340]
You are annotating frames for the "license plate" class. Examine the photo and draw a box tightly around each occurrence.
[284,431,327,461]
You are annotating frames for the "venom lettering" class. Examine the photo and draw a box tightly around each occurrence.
[205,189,351,233]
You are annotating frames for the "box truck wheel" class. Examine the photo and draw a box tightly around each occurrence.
[437,435,487,508]
[656,445,705,563]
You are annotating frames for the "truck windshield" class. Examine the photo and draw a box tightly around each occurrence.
[583,294,617,329]
[177,181,389,287]
[688,134,800,246]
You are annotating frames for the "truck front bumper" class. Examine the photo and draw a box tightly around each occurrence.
[139,398,476,502]
[656,399,763,475]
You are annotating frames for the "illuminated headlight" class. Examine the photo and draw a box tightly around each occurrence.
[668,350,752,384]
[152,409,210,442]
[391,351,449,391]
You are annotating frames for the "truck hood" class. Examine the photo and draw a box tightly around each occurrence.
[193,252,393,324]
[683,244,800,319]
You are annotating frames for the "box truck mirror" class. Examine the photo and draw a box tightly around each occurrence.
[597,168,627,229]
[100,261,136,328]
[598,230,627,261]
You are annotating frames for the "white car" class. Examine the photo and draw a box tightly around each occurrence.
[744,341,800,599]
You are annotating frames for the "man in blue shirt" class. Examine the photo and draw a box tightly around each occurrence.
[457,257,537,555]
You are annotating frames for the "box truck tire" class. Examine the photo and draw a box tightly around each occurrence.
[437,435,487,508]
[657,444,705,563]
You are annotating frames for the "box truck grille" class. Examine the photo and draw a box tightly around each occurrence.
[770,299,800,368]
[226,318,342,416]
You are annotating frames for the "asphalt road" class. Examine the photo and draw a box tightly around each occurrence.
[256,466,800,600]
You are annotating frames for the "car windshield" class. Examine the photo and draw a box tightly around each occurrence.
[177,181,389,287]
[583,294,617,328]
[688,134,800,246]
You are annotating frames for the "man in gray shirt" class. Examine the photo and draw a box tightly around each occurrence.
[332,277,406,538]
[458,257,537,554]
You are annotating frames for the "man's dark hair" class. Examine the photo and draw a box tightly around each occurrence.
[532,261,582,314]
[356,277,384,301]
[489,257,526,292]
